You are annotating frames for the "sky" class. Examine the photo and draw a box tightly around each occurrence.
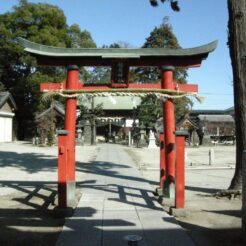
[1,0,233,110]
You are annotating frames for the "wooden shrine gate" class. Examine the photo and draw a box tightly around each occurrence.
[19,38,217,208]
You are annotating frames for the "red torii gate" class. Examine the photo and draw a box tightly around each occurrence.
[19,38,217,208]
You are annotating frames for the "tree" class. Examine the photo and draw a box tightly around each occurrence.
[0,0,96,139]
[227,0,246,191]
[136,94,162,127]
[83,43,122,84]
[135,19,191,125]
[134,18,188,83]
[150,0,180,11]
[227,2,246,235]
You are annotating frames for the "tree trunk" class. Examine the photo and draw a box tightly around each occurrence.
[242,150,246,237]
[227,0,246,239]
[227,0,246,191]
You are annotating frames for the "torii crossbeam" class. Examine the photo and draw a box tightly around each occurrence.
[19,38,217,208]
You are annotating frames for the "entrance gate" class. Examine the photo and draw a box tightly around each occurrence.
[19,38,217,208]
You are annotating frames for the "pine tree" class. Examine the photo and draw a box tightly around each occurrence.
[135,19,191,125]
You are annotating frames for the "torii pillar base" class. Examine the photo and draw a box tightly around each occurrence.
[57,130,76,208]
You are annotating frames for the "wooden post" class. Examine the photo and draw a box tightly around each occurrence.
[64,65,79,206]
[160,132,166,189]
[161,66,176,198]
[57,130,69,208]
[209,148,215,165]
[175,131,188,209]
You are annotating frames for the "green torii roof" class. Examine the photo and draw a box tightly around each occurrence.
[18,38,217,67]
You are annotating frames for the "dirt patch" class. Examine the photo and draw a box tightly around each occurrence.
[171,196,244,246]
[0,187,83,246]
[0,189,63,246]
[0,142,98,246]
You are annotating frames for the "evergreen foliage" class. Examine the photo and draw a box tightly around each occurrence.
[135,19,191,126]
[83,43,121,84]
[0,0,96,139]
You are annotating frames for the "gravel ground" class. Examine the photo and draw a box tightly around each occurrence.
[0,142,244,246]
[0,141,97,246]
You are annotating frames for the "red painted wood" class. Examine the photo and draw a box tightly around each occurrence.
[175,135,185,209]
[174,83,198,93]
[40,81,85,91]
[58,134,69,208]
[162,68,176,182]
[128,84,161,89]
[40,82,64,92]
[36,56,203,67]
[64,68,79,182]
[159,133,166,189]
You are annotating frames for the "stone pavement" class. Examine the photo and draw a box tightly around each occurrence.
[56,144,194,246]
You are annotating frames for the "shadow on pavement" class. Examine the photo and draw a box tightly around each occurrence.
[185,185,221,194]
[0,151,57,173]
[203,209,242,218]
[178,220,244,246]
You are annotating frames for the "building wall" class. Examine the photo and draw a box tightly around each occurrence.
[0,102,15,142]
[0,114,14,142]
[203,121,235,136]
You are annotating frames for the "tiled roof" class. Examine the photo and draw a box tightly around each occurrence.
[198,114,234,122]
[36,101,65,120]
[0,91,17,110]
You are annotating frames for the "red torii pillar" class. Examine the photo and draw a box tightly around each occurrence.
[175,130,188,209]
[60,65,79,207]
[161,66,176,198]
[159,132,166,190]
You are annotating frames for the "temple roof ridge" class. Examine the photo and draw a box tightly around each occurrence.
[18,38,217,67]
[18,37,217,58]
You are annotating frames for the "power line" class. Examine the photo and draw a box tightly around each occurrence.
[199,93,233,96]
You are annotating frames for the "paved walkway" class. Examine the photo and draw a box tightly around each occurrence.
[56,144,194,246]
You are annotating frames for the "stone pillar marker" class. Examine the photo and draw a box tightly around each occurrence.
[148,130,158,149]
[128,131,131,146]
[209,148,215,165]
